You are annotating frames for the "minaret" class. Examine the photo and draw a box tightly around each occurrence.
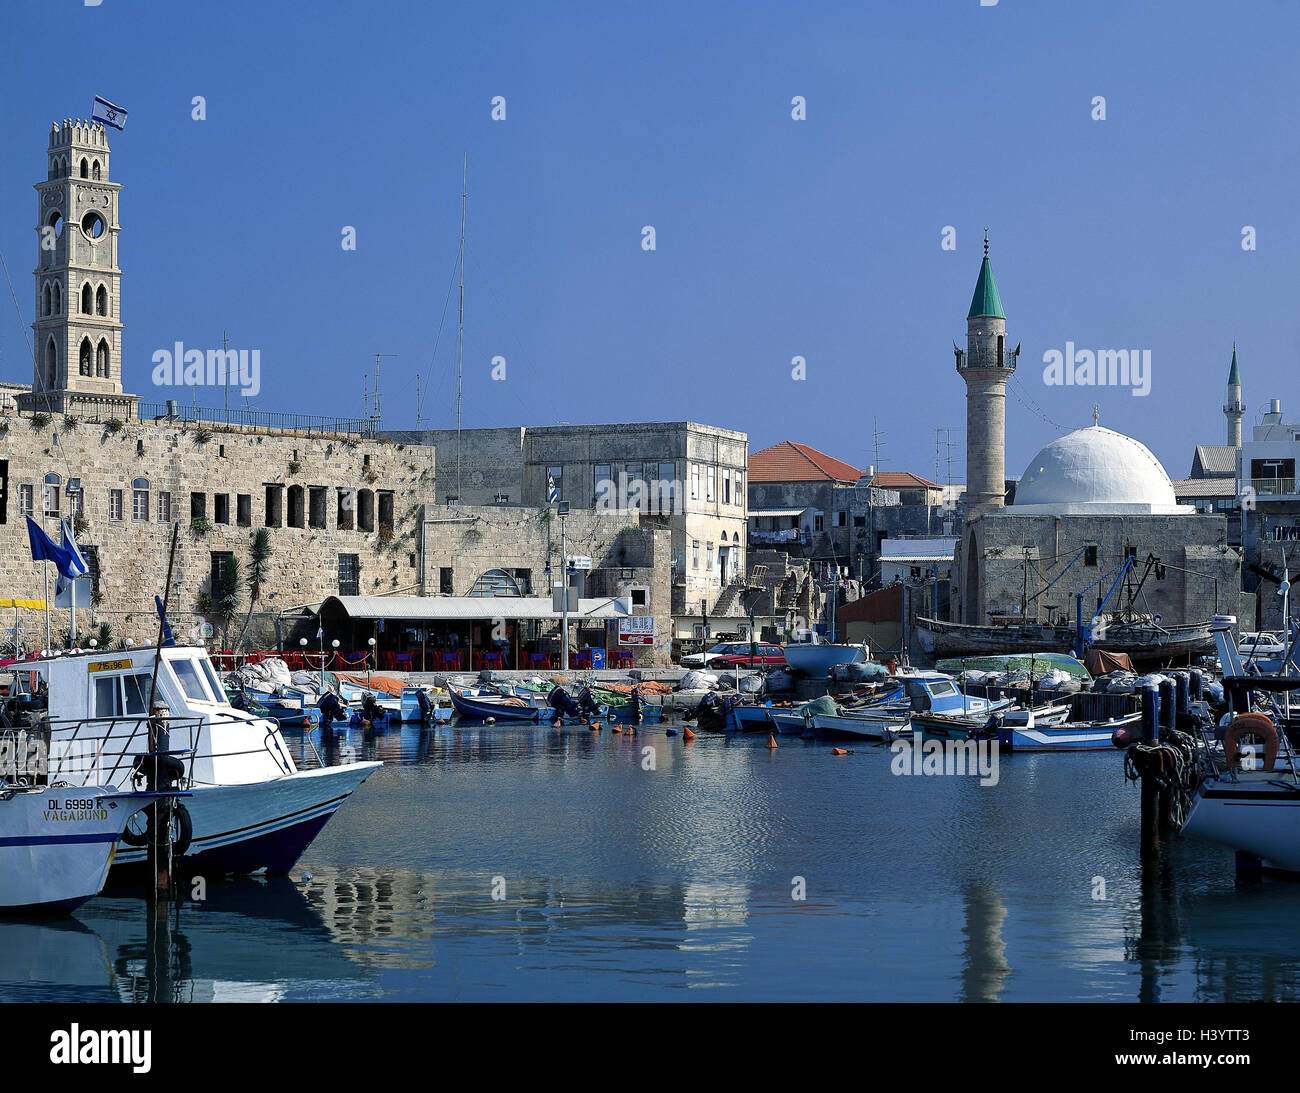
[1224,343,1245,448]
[19,119,138,417]
[955,232,1017,519]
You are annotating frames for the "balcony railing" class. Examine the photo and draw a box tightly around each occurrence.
[1250,477,1298,498]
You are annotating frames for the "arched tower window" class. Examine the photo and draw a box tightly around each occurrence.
[41,283,51,316]
[997,334,1004,367]
[81,283,93,314]
[79,337,92,377]
[95,285,107,316]
[44,338,57,389]
[91,160,101,180]
[95,339,110,378]
[52,282,61,314]
[79,158,88,179]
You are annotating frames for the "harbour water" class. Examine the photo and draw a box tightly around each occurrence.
[6,717,1300,1003]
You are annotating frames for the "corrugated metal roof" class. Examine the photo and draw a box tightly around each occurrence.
[1191,445,1237,477]
[749,507,809,518]
[1171,478,1237,499]
[881,538,958,560]
[748,441,863,483]
[319,595,630,621]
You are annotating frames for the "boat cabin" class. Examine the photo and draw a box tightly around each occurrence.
[14,646,297,790]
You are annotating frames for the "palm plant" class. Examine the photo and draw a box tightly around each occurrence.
[232,529,272,652]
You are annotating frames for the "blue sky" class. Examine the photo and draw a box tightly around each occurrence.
[2,0,1298,484]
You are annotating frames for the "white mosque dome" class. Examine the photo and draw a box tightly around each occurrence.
[1011,426,1192,515]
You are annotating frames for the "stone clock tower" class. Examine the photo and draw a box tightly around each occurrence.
[20,119,139,417]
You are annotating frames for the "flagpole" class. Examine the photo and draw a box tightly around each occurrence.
[44,566,50,652]
[70,578,76,649]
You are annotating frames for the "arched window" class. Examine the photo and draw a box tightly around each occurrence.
[44,338,57,388]
[467,569,523,597]
[81,283,93,314]
[132,477,149,490]
[95,339,110,378]
[48,159,56,181]
[41,283,51,316]
[997,334,1004,367]
[79,158,88,179]
[95,284,107,316]
[79,337,92,377]
[52,282,61,314]
[91,160,101,180]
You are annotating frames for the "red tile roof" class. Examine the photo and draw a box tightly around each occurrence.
[871,470,940,490]
[748,441,865,484]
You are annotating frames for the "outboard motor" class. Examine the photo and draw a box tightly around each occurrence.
[317,690,347,736]
[630,686,645,722]
[575,686,601,717]
[548,685,583,721]
[415,688,434,723]
[690,691,729,731]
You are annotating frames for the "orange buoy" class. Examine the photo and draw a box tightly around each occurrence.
[613,726,623,734]
[683,726,696,741]
[589,724,599,732]
[766,733,778,749]
[831,747,850,756]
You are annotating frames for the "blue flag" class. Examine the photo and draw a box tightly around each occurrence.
[91,96,128,131]
[25,516,84,580]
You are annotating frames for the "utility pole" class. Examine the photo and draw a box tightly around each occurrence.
[456,155,467,501]
[559,503,569,671]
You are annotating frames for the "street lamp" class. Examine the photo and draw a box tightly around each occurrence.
[368,636,376,685]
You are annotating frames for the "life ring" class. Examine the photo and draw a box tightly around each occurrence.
[1224,712,1278,771]
[119,802,193,856]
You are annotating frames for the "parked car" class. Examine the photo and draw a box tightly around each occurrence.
[712,644,787,668]
[679,642,750,669]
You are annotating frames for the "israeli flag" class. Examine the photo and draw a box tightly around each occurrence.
[54,519,90,597]
[91,96,128,131]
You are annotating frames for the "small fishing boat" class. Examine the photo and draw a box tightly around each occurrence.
[996,711,1141,752]
[807,671,1013,742]
[448,687,547,722]
[912,702,1072,742]
[727,701,807,734]
[782,635,869,679]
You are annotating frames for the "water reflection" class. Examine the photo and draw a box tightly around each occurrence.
[960,881,1010,1002]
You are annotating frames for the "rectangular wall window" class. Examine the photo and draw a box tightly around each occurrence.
[237,494,252,527]
[706,542,714,570]
[439,567,454,594]
[593,464,611,507]
[287,486,304,528]
[214,493,230,524]
[190,492,206,520]
[67,490,83,517]
[157,491,171,523]
[308,487,327,529]
[42,483,59,516]
[264,485,283,527]
[210,551,233,591]
[109,489,123,521]
[18,485,32,516]
[377,492,394,535]
[691,463,699,500]
[723,470,731,505]
[658,462,676,511]
[706,466,715,502]
[132,489,149,521]
[337,489,355,530]
[338,553,360,596]
[692,540,700,569]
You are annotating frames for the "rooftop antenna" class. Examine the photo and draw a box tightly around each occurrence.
[415,374,422,432]
[372,352,395,434]
[222,330,229,424]
[457,154,467,500]
[1092,402,1100,427]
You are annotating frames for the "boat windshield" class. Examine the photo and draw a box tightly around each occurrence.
[168,656,218,705]
[198,657,229,706]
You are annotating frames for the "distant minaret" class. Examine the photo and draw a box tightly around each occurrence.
[20,119,138,417]
[1224,343,1245,448]
[955,232,1017,519]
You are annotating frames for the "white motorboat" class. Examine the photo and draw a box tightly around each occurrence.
[4,645,379,880]
[782,633,869,679]
[806,670,1011,741]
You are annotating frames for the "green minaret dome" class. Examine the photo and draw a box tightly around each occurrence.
[967,238,1005,319]
[1228,343,1240,386]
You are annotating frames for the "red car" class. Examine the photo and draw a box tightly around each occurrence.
[712,644,787,667]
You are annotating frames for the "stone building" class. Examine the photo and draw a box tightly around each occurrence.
[520,421,749,618]
[381,426,524,505]
[954,425,1244,630]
